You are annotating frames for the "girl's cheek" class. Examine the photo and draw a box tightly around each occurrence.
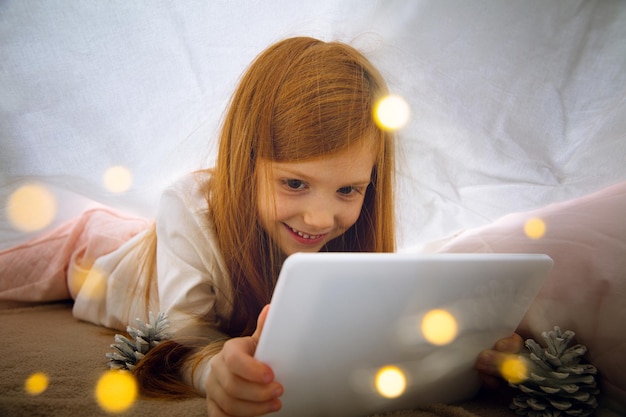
[342,206,363,229]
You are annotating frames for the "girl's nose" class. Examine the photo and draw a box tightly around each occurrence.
[303,204,335,231]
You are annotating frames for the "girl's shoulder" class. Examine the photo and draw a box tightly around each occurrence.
[161,170,212,213]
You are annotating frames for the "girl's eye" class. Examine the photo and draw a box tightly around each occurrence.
[337,186,362,196]
[283,179,307,190]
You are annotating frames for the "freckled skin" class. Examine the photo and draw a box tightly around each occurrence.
[257,143,376,256]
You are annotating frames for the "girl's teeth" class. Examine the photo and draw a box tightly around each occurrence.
[290,226,320,239]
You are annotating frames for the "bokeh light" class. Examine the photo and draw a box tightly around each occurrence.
[75,268,107,303]
[500,355,528,384]
[421,309,458,346]
[374,94,410,131]
[7,184,57,232]
[103,166,133,193]
[95,370,137,413]
[524,217,546,239]
[375,366,407,399]
[24,372,49,396]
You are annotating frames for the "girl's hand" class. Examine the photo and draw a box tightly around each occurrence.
[475,333,524,389]
[206,305,283,416]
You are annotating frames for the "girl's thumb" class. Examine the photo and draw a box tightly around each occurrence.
[252,304,271,343]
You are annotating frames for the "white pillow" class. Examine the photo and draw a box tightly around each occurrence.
[433,181,626,409]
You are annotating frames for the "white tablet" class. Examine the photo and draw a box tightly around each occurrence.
[254,252,553,417]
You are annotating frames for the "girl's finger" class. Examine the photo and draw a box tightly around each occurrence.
[221,337,275,384]
[494,333,523,353]
[475,349,501,376]
[215,363,283,402]
[475,333,525,378]
[252,304,270,344]
[211,397,282,417]
[208,378,282,417]
[211,348,282,401]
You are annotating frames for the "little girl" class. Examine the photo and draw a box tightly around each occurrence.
[0,37,517,416]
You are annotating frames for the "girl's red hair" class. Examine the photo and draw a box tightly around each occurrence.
[134,36,395,397]
[210,36,395,336]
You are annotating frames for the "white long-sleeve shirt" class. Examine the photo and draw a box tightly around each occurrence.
[72,170,234,347]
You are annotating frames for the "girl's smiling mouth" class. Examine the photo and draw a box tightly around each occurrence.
[283,223,327,245]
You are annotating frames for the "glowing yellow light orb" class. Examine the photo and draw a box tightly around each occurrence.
[7,184,57,232]
[421,309,458,346]
[374,94,410,131]
[375,366,407,399]
[24,372,49,395]
[500,355,528,384]
[103,166,133,193]
[524,217,546,240]
[95,370,138,413]
[75,268,107,302]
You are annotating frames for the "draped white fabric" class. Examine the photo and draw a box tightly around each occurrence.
[1,0,625,250]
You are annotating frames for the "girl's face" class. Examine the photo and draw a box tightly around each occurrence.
[257,141,377,255]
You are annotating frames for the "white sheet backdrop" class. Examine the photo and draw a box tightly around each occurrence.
[1,0,625,250]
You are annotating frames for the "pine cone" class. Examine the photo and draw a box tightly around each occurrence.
[106,311,172,371]
[510,327,599,417]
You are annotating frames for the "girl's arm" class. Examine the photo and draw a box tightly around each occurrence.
[135,172,235,397]
[156,173,234,336]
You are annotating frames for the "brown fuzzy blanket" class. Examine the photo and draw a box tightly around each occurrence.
[0,302,515,417]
